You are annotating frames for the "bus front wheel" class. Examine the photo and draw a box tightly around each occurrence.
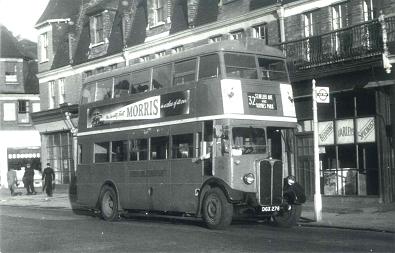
[202,188,233,229]
[99,185,119,221]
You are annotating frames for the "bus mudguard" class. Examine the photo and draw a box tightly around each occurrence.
[196,177,244,217]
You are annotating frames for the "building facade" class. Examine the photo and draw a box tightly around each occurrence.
[0,25,41,187]
[32,0,394,203]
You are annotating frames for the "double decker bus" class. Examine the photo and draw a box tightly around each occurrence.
[75,39,305,229]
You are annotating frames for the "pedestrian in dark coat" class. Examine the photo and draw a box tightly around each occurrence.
[42,163,55,197]
[24,164,36,195]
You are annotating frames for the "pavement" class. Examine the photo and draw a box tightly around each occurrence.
[0,186,394,233]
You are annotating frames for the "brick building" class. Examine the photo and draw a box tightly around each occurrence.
[0,25,41,187]
[32,0,395,203]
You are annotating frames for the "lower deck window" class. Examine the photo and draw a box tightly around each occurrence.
[151,136,169,160]
[112,140,128,162]
[94,142,109,163]
[172,134,193,158]
[130,139,148,161]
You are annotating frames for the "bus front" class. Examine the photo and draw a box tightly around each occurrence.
[198,41,305,228]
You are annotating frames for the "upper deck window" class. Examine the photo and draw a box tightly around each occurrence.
[131,69,151,94]
[258,58,288,82]
[152,64,172,89]
[81,82,96,104]
[199,54,220,79]
[174,59,196,85]
[224,53,257,79]
[114,75,130,98]
[96,78,113,101]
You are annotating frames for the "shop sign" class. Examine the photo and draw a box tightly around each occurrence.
[87,90,190,128]
[318,121,334,145]
[336,119,354,144]
[356,117,375,143]
[247,92,277,110]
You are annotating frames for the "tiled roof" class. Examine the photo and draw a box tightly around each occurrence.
[250,0,279,10]
[170,0,189,34]
[194,1,218,27]
[51,26,71,69]
[36,0,81,25]
[126,0,147,47]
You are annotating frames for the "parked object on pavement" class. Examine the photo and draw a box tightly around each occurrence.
[7,169,18,196]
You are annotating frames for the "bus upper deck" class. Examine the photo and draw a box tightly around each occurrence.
[78,39,296,135]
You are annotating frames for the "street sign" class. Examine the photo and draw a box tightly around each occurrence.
[316,87,330,103]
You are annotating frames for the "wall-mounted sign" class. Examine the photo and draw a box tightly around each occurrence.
[318,121,334,145]
[336,119,354,144]
[87,90,190,128]
[247,92,277,110]
[356,117,375,143]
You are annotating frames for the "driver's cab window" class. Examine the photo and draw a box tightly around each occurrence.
[231,127,266,155]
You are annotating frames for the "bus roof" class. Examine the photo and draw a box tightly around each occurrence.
[84,39,285,84]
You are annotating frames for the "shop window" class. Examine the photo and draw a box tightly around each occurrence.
[130,139,148,161]
[174,59,196,85]
[112,140,128,162]
[152,64,172,89]
[199,54,220,79]
[172,134,194,158]
[335,94,354,119]
[94,142,109,163]
[356,92,375,116]
[131,69,151,94]
[151,136,169,160]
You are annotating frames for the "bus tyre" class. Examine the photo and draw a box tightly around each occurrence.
[202,188,233,229]
[273,204,302,227]
[100,186,119,221]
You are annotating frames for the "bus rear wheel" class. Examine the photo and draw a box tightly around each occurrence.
[100,185,119,221]
[202,188,233,229]
[273,204,302,227]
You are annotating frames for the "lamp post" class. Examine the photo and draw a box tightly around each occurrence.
[312,79,322,221]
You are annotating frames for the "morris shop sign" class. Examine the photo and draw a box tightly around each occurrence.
[317,117,375,145]
[88,90,190,128]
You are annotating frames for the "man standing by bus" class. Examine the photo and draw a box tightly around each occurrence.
[42,163,55,197]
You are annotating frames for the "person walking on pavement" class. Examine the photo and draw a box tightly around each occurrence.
[24,164,36,195]
[7,168,18,196]
[42,163,55,197]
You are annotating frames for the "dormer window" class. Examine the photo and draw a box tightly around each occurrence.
[92,14,104,44]
[40,32,49,62]
[153,0,165,25]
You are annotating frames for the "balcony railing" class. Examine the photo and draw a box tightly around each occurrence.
[276,19,385,74]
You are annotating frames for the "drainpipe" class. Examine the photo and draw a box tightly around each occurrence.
[278,6,286,43]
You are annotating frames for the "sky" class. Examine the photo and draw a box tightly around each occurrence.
[0,0,50,42]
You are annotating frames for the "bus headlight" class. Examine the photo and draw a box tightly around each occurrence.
[243,173,255,185]
[287,175,296,186]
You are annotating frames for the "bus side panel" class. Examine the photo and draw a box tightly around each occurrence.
[147,160,171,211]
[76,164,100,208]
[170,159,202,213]
[125,161,149,210]
[109,162,128,209]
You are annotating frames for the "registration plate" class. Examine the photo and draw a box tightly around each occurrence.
[262,206,280,212]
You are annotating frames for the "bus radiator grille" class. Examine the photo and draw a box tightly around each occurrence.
[259,160,283,206]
